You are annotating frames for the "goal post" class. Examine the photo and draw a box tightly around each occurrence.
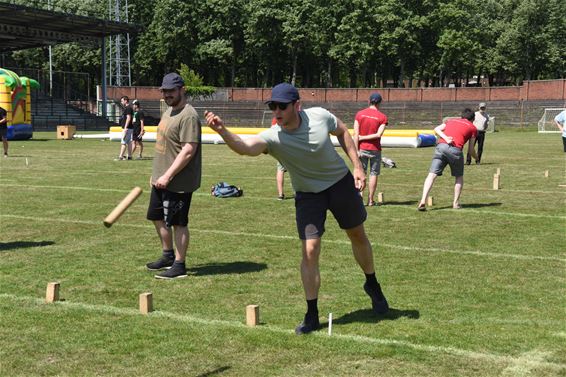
[538,108,565,133]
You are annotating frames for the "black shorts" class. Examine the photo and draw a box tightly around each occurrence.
[133,127,143,141]
[294,171,367,240]
[146,186,193,227]
[0,126,7,139]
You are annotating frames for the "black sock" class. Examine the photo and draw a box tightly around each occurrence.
[365,272,379,287]
[306,298,318,317]
[162,249,174,259]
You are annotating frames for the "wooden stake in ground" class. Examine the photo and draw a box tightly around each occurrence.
[46,282,60,303]
[103,187,143,228]
[493,174,500,190]
[426,196,434,207]
[246,304,259,327]
[377,192,384,204]
[139,292,153,314]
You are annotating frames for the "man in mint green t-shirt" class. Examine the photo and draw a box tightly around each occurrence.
[205,83,389,335]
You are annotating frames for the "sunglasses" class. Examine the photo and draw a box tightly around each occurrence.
[268,101,294,111]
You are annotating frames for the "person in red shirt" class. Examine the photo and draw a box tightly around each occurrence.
[354,93,388,206]
[417,108,478,211]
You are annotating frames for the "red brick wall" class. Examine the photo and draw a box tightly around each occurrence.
[107,79,566,103]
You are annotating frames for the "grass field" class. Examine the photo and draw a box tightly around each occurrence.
[0,130,564,377]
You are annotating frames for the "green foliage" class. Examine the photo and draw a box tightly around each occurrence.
[178,64,216,99]
[6,0,566,87]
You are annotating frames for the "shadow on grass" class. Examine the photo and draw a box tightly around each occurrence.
[196,366,231,377]
[331,308,420,325]
[433,202,502,210]
[188,261,267,276]
[0,240,55,251]
[382,200,419,206]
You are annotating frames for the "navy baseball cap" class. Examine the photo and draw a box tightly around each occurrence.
[369,92,382,103]
[265,83,300,104]
[160,73,185,90]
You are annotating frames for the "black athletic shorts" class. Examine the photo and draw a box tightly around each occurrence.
[294,171,367,240]
[0,126,7,139]
[133,127,143,141]
[146,186,193,227]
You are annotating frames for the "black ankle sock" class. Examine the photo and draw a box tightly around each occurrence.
[306,298,318,317]
[365,272,379,287]
[162,249,174,259]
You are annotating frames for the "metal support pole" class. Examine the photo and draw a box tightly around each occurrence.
[101,37,107,120]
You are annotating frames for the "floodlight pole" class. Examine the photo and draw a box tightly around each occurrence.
[101,37,107,120]
[48,0,53,96]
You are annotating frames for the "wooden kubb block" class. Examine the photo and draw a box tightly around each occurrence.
[246,304,259,327]
[426,196,434,207]
[57,125,76,140]
[493,174,500,190]
[139,292,153,314]
[46,282,60,303]
[377,192,384,204]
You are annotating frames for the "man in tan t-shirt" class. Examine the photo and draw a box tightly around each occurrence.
[145,72,202,279]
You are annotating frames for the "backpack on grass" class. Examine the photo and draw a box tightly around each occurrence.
[211,182,243,198]
[381,156,397,168]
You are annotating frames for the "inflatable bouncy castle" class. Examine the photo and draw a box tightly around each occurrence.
[0,68,39,140]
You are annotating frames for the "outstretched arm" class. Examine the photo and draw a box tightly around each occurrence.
[205,111,267,156]
[332,118,366,191]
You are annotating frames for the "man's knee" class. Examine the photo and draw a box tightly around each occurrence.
[346,224,369,244]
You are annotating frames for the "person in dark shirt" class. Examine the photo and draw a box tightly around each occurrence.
[115,96,134,160]
[0,106,8,157]
[131,100,146,159]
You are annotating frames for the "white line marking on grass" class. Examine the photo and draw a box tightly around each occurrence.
[1,214,564,263]
[463,209,566,219]
[1,183,565,217]
[0,293,563,372]
[0,184,276,200]
[500,350,554,377]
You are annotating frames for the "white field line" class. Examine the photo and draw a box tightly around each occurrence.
[0,183,565,216]
[1,214,564,263]
[2,178,565,196]
[0,293,563,372]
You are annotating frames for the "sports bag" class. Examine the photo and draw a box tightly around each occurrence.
[211,182,243,198]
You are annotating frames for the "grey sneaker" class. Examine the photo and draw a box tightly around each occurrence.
[155,263,187,280]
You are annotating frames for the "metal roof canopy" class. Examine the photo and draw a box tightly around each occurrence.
[0,2,138,53]
[0,2,138,120]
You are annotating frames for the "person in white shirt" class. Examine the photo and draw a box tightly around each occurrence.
[553,110,566,152]
[466,102,489,165]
